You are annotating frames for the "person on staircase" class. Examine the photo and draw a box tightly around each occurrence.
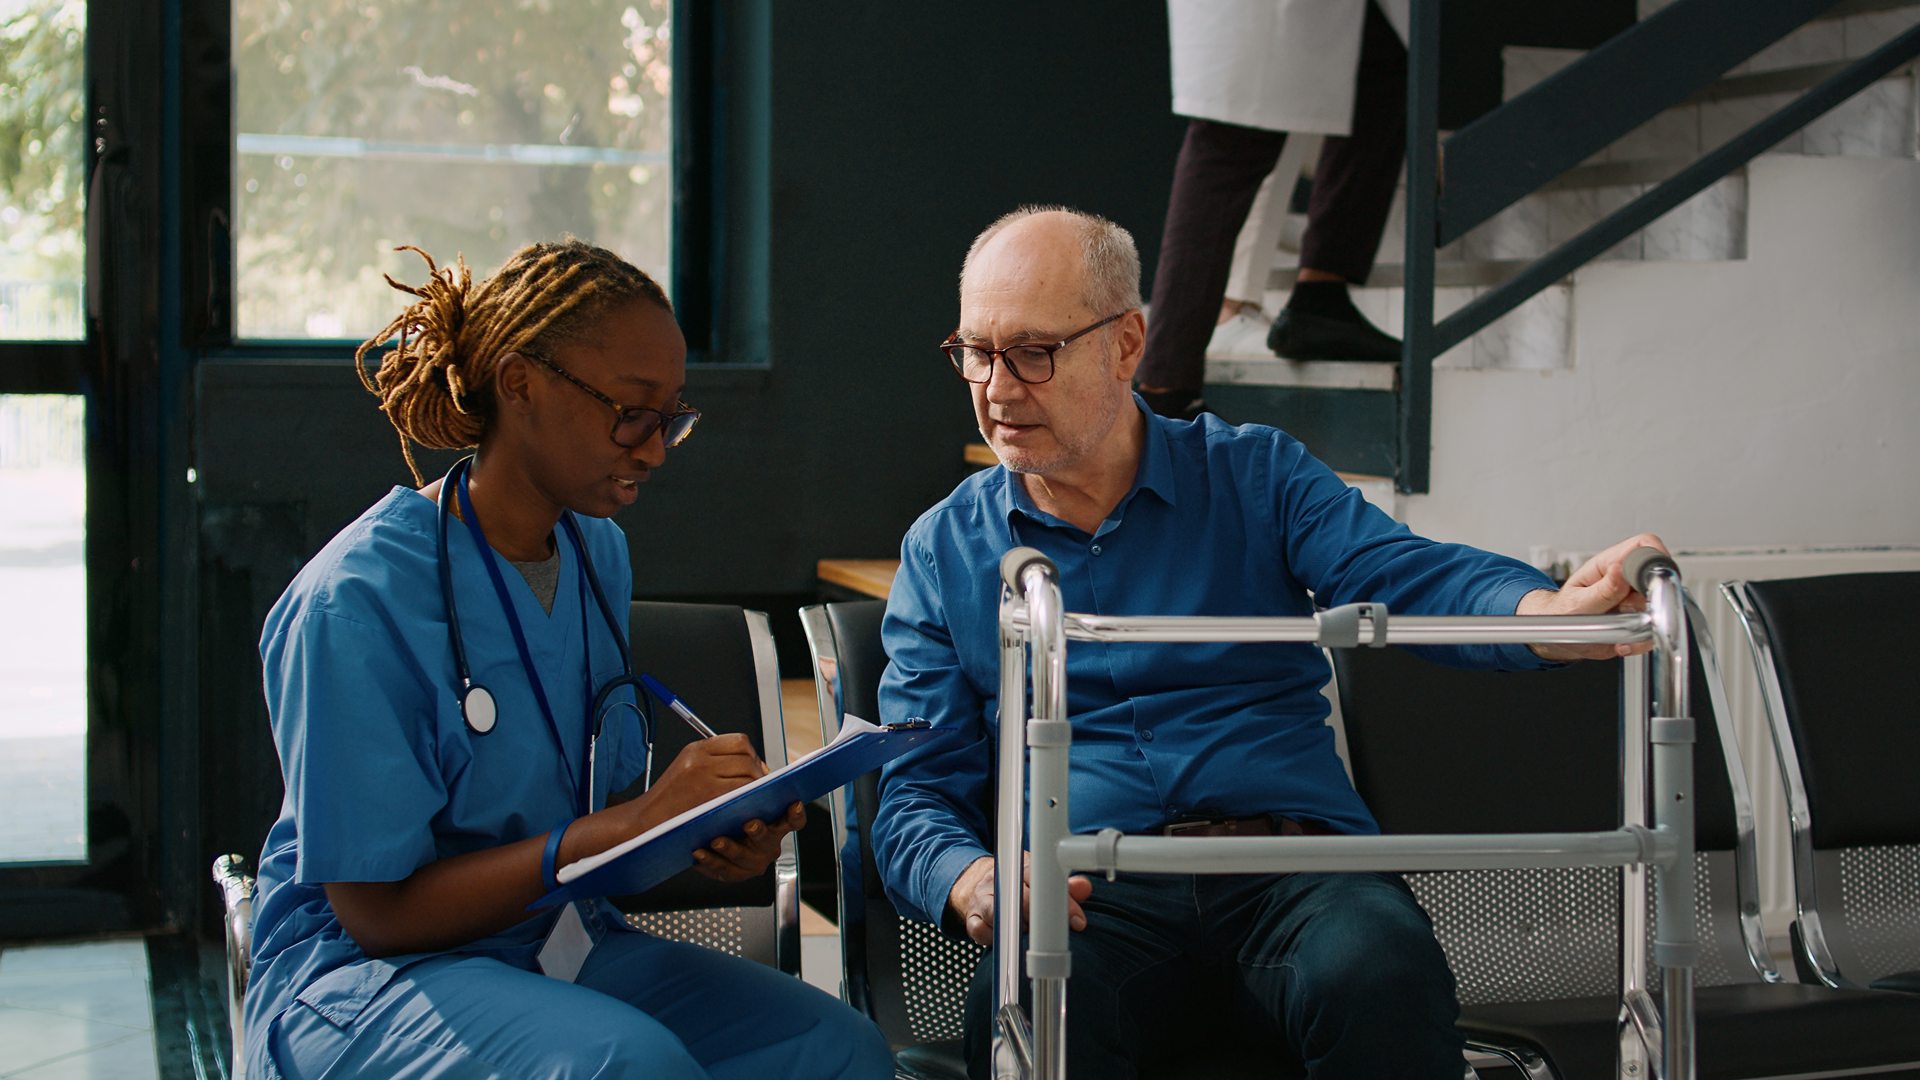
[1137,0,1411,422]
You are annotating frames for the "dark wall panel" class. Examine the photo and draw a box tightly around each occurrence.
[625,1,1184,596]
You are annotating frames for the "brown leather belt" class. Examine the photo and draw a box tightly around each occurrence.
[1160,814,1336,838]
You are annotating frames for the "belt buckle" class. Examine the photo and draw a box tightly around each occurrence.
[1163,818,1224,837]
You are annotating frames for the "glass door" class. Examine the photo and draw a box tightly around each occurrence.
[0,0,90,871]
[0,0,161,936]
[0,394,87,866]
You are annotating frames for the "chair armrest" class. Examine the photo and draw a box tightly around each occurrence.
[211,854,257,1077]
[775,835,802,977]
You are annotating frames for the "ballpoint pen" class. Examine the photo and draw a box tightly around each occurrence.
[639,674,722,739]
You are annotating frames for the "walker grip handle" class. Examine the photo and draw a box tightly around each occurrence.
[1622,546,1678,593]
[1000,546,1057,591]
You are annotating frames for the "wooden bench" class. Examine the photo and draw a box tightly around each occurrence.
[815,558,897,601]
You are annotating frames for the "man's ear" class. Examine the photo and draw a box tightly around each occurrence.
[1111,309,1147,383]
[493,352,535,415]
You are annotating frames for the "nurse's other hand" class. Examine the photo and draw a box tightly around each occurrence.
[638,733,768,827]
[692,802,806,882]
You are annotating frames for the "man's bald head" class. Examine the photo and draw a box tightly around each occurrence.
[960,205,1142,318]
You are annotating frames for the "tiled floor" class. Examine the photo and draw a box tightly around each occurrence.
[0,939,158,1079]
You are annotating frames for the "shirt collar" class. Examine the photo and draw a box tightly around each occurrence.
[1131,394,1179,509]
[999,394,1180,534]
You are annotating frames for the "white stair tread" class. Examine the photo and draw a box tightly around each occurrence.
[1207,354,1398,392]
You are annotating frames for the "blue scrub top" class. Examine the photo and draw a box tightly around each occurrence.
[243,486,645,1059]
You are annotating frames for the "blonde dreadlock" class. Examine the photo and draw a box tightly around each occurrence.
[354,239,671,484]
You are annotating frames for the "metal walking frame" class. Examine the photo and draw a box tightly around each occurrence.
[989,545,1697,1080]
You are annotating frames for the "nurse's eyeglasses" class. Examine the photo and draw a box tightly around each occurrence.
[523,350,701,450]
[940,311,1128,385]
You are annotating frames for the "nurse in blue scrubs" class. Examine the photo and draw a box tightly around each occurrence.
[244,240,893,1079]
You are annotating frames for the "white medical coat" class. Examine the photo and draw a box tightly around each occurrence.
[1168,0,1410,135]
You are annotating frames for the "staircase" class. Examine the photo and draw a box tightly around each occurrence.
[818,0,1920,591]
[1206,0,1920,500]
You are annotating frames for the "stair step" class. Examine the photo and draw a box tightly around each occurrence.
[1269,259,1541,292]
[816,558,897,600]
[1646,0,1920,26]
[1827,0,1920,18]
[1691,58,1917,105]
[1209,356,1398,392]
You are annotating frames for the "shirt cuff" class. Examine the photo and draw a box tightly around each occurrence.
[921,842,992,938]
[1490,576,1563,670]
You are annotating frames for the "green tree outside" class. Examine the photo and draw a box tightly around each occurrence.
[0,0,86,340]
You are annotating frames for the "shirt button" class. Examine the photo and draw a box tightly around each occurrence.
[1090,543,1103,556]
[1140,729,1154,742]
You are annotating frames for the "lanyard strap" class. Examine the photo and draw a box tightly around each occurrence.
[456,466,588,807]
[560,513,599,724]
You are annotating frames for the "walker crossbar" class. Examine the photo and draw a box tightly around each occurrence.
[1059,826,1673,878]
[1003,607,1657,647]
[992,545,1696,1080]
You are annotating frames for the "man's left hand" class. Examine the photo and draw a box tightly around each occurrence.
[1516,533,1673,661]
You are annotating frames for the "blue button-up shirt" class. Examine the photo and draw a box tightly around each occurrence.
[872,401,1556,927]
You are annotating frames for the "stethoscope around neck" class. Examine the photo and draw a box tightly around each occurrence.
[436,455,657,813]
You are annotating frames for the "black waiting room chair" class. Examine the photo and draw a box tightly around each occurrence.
[1724,571,1920,996]
[1332,596,1920,1080]
[800,600,980,1080]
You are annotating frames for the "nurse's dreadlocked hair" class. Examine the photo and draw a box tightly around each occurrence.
[354,239,671,484]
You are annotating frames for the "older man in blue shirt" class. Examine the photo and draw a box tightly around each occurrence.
[872,205,1666,1078]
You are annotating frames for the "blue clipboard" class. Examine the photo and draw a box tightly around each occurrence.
[532,717,944,909]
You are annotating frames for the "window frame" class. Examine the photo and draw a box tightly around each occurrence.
[182,0,727,359]
[0,0,176,937]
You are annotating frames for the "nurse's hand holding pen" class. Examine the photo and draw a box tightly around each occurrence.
[626,673,807,882]
[622,733,808,884]
[328,733,803,957]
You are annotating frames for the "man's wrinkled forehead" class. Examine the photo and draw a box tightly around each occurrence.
[958,227,1090,339]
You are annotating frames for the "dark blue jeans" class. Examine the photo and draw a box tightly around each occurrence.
[965,872,1463,1079]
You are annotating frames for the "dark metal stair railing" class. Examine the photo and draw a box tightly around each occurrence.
[1397,0,1920,495]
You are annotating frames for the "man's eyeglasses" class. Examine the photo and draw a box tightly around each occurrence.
[940,311,1128,385]
[522,350,700,450]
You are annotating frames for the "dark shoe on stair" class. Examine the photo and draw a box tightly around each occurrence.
[1267,308,1401,363]
[1135,387,1209,422]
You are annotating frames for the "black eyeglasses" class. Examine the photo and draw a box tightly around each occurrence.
[940,311,1128,385]
[522,351,700,450]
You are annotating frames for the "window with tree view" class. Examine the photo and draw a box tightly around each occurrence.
[234,0,672,340]
[0,0,85,342]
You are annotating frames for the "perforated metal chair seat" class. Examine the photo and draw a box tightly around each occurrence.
[1464,983,1920,1080]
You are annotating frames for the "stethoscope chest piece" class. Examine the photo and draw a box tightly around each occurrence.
[463,683,499,735]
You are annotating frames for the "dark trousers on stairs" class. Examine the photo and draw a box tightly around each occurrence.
[1138,0,1409,394]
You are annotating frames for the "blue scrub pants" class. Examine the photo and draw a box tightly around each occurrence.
[266,928,893,1079]
[964,871,1463,1078]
